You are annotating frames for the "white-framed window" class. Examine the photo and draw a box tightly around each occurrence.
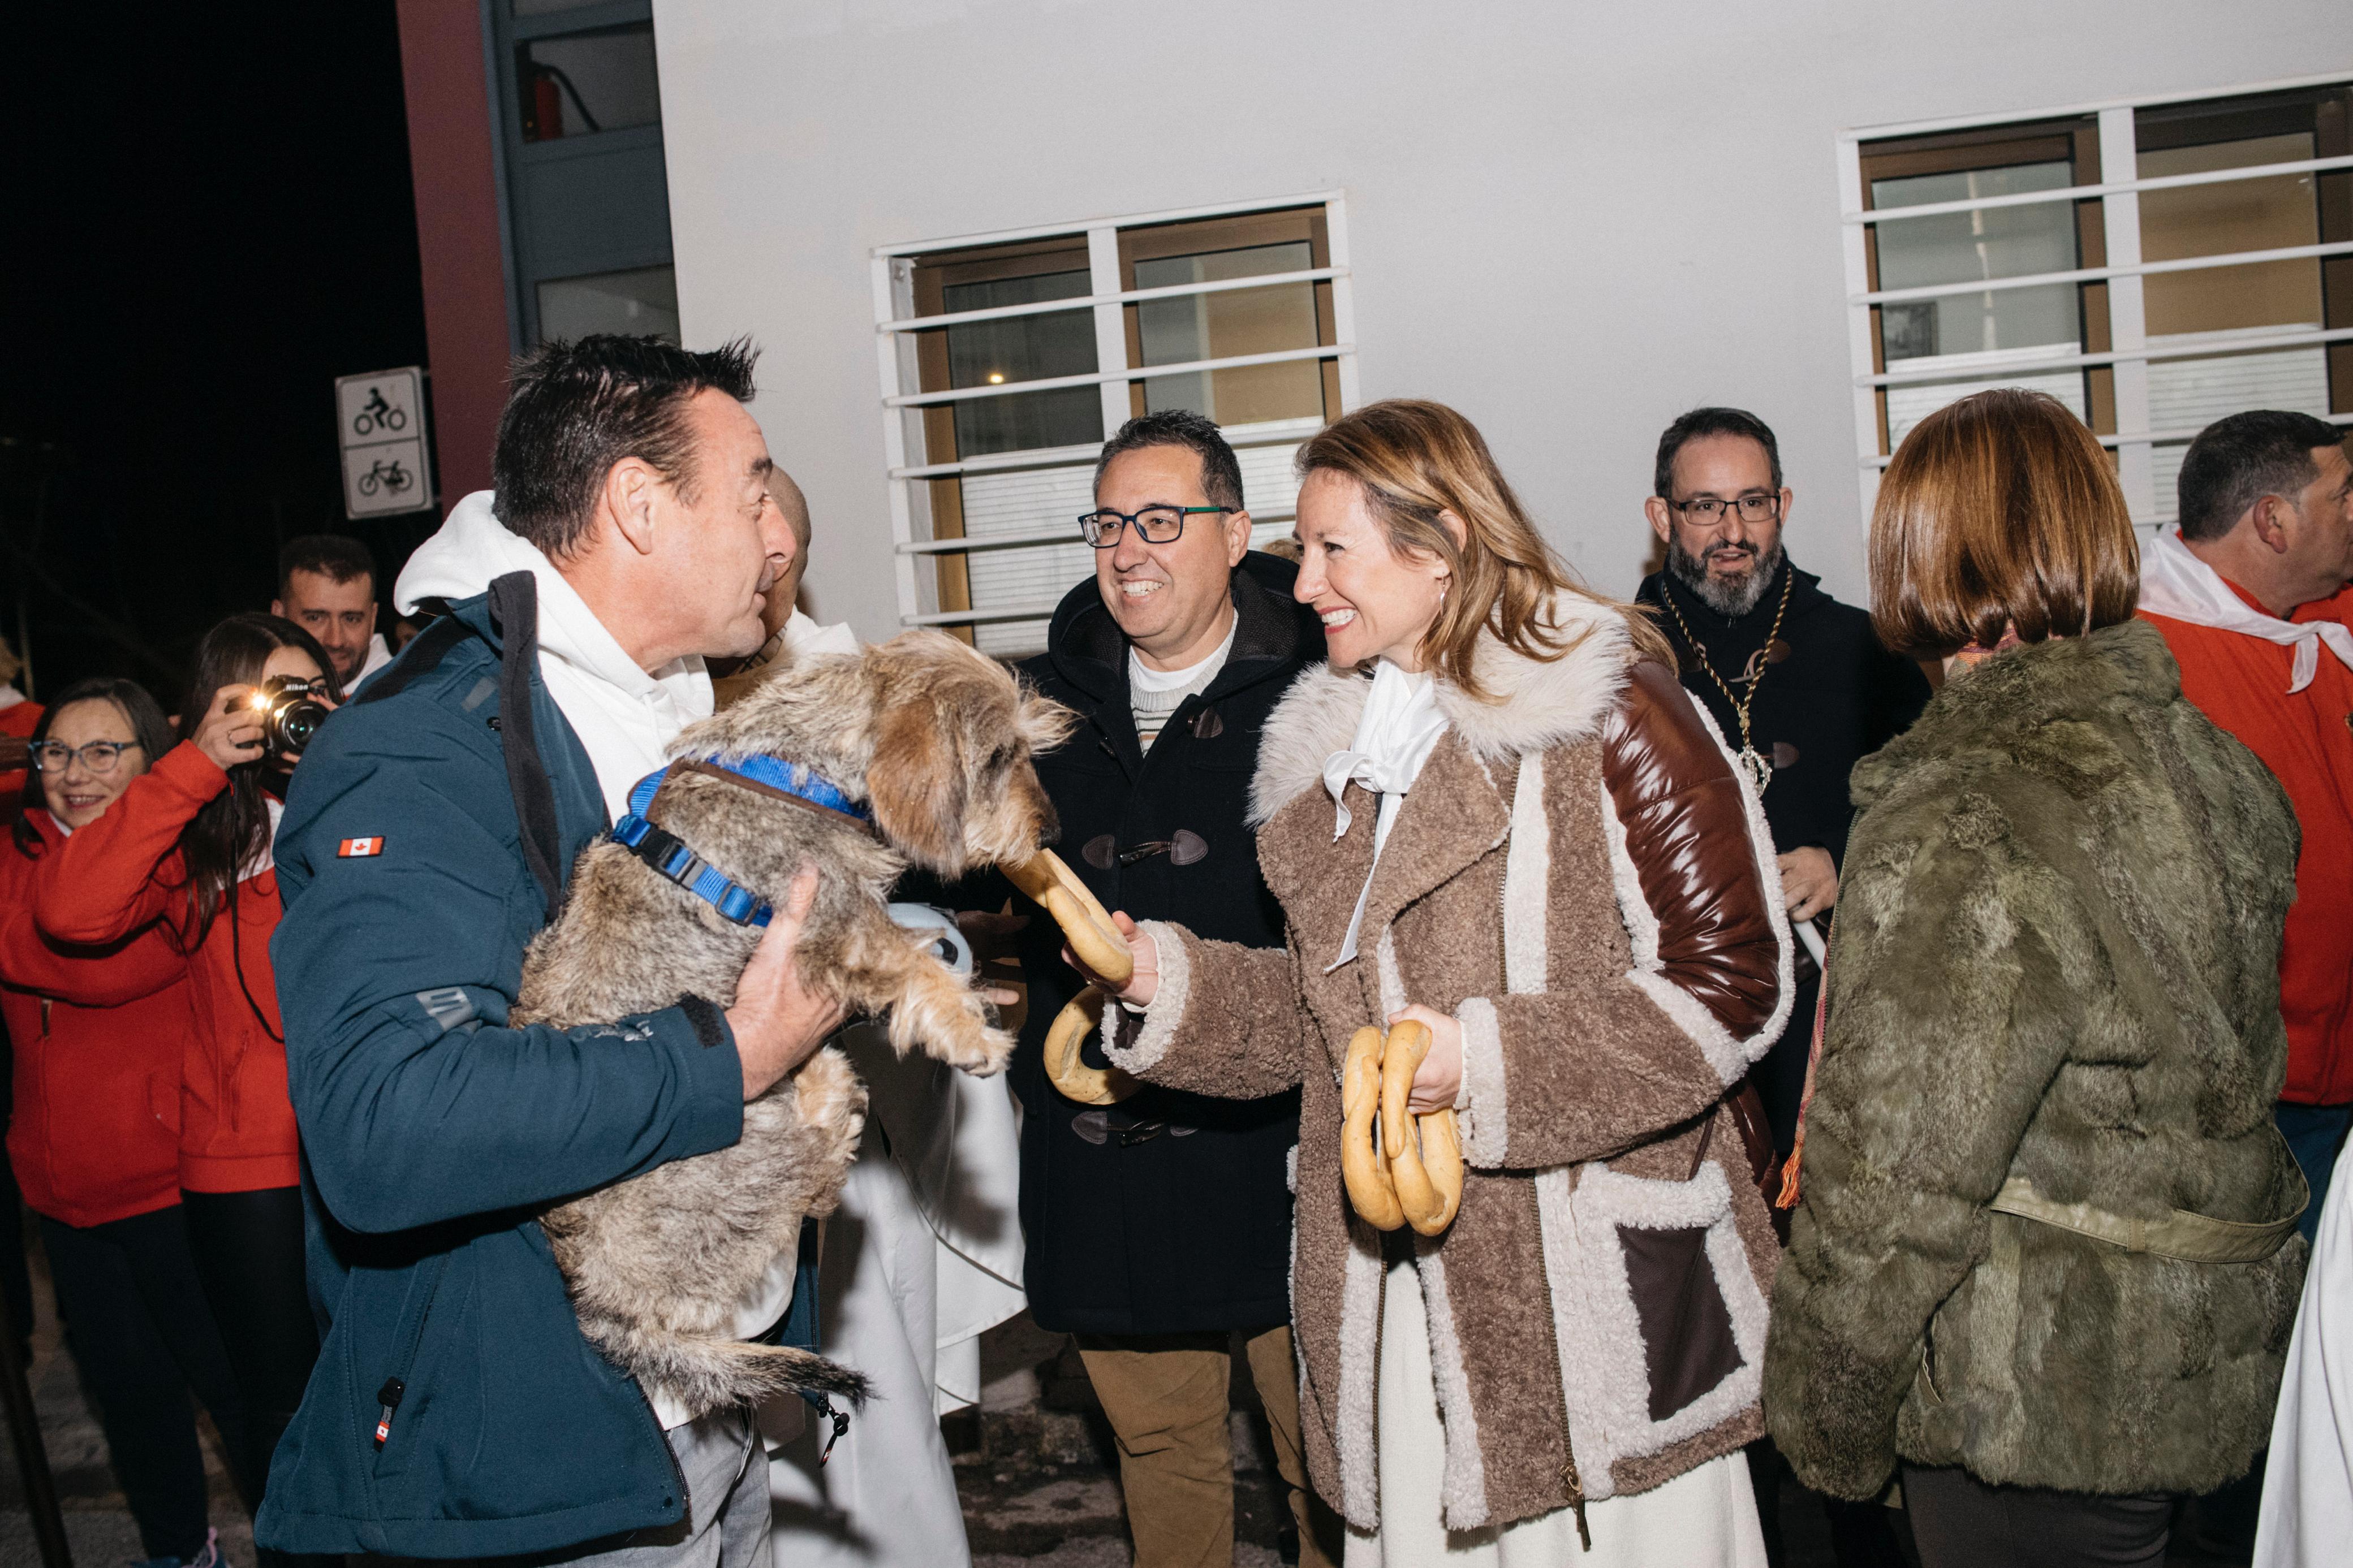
[1839,74,2353,534]
[871,193,1359,656]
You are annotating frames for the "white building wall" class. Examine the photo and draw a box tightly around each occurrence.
[651,0,2350,642]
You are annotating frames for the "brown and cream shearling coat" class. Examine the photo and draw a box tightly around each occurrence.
[1104,595,1791,1532]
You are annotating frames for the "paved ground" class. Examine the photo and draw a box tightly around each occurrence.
[0,1271,2262,1568]
[0,1246,252,1568]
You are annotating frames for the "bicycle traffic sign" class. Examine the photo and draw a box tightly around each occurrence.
[335,367,433,519]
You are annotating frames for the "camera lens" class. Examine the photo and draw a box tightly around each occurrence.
[279,707,322,753]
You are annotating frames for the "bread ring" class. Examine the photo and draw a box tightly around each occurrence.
[1340,1026,1404,1231]
[1042,988,1139,1105]
[1409,1109,1464,1237]
[1006,849,1134,987]
[1377,1020,1465,1237]
[1380,1020,1430,1164]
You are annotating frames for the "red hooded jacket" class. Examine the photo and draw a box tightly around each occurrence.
[0,810,191,1226]
[35,741,296,1193]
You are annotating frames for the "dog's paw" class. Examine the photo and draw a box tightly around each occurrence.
[790,1046,868,1130]
[929,1018,1016,1077]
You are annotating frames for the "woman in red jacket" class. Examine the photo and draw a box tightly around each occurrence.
[3,677,257,1568]
[38,616,341,1561]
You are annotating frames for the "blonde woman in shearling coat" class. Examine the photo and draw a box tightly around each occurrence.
[1076,401,1792,1566]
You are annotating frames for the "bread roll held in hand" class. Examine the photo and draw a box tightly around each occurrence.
[1006,849,1133,987]
[1342,1026,1405,1232]
[1007,848,1142,1104]
[1338,1019,1464,1237]
[1041,987,1139,1106]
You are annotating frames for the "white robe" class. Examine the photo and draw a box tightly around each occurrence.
[2255,1139,2353,1566]
[765,1022,1026,1568]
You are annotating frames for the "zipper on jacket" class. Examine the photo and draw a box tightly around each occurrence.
[1500,750,1589,1545]
[624,1375,693,1517]
[373,1378,404,1448]
[1527,1181,1592,1551]
[372,1256,447,1462]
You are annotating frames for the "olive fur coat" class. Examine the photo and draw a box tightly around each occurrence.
[1764,619,2308,1500]
[1104,594,1794,1534]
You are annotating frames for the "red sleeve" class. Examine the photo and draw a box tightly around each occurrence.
[0,832,186,1005]
[33,741,226,945]
[0,909,186,1005]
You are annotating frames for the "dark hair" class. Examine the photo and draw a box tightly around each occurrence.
[1870,390,2139,657]
[175,614,342,946]
[11,678,175,858]
[2177,411,2347,543]
[277,534,377,602]
[1654,407,1783,499]
[492,334,760,559]
[1093,410,1246,512]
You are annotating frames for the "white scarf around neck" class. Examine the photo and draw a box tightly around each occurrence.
[2139,527,2353,695]
[1323,660,1450,970]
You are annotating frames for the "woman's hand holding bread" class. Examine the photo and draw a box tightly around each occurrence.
[1005,848,1158,1099]
[1338,1014,1466,1237]
[1389,1003,1463,1114]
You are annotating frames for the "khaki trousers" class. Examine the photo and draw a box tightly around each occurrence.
[1079,1326,1335,1568]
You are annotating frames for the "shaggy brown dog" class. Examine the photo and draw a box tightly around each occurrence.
[512,630,1070,1418]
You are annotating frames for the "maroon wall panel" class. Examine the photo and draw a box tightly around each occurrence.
[395,0,511,506]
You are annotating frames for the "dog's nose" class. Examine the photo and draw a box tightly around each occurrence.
[1033,792,1061,848]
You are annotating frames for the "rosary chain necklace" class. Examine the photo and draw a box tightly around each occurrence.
[1660,564,1794,796]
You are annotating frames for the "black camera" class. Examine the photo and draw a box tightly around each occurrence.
[248,676,330,758]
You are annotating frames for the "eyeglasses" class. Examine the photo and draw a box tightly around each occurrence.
[1669,494,1782,525]
[31,740,143,775]
[1078,506,1237,548]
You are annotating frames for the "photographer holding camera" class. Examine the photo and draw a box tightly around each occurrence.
[35,612,340,1567]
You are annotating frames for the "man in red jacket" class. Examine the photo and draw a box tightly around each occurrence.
[2140,409,2353,1239]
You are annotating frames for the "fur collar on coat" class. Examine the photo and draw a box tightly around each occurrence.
[1107,589,1790,1534]
[1248,591,1636,827]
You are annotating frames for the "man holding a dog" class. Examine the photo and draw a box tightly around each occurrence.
[940,410,1334,1568]
[260,335,839,1566]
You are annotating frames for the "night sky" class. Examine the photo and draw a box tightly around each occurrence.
[5,3,432,703]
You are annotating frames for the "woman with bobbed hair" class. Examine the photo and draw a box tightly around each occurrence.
[1085,399,1792,1563]
[37,615,342,1565]
[1,677,260,1568]
[1763,389,2307,1567]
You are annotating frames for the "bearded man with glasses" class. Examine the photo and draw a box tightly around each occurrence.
[923,409,1334,1568]
[1634,405,1929,1567]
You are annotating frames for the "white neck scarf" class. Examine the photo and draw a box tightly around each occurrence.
[1323,662,1450,970]
[2139,527,2353,695]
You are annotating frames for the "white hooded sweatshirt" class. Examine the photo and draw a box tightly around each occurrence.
[395,490,714,823]
[395,491,789,1428]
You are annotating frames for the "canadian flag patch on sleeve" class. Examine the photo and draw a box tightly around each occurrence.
[338,837,385,858]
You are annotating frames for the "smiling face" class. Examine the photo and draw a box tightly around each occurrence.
[40,698,150,830]
[1292,470,1454,671]
[1092,444,1252,670]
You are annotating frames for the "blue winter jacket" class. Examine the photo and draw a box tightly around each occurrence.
[255,576,749,1558]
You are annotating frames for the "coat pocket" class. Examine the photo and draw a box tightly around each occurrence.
[1547,1160,1769,1470]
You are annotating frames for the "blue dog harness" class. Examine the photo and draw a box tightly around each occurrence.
[611,756,875,928]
